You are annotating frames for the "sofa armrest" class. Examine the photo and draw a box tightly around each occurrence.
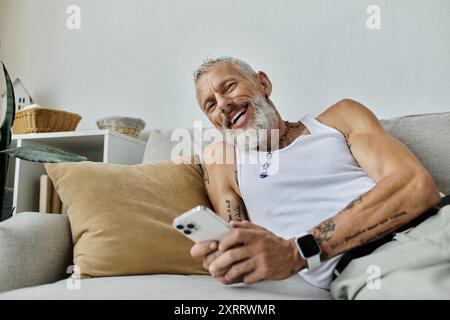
[0,212,73,293]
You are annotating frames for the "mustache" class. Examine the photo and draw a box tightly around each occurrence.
[220,100,250,128]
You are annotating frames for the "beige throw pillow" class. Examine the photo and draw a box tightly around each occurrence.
[44,159,210,278]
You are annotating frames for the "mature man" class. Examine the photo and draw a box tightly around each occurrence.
[190,57,440,289]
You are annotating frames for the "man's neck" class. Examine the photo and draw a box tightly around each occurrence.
[257,120,306,152]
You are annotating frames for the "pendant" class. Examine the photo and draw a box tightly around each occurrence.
[260,152,272,179]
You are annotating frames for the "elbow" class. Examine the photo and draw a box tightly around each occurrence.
[413,172,441,209]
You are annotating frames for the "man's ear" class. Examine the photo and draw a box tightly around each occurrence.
[256,71,272,97]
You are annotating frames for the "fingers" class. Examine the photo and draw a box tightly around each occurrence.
[203,250,222,272]
[218,228,253,252]
[209,246,249,275]
[213,274,243,285]
[190,241,218,258]
[224,259,255,283]
[194,244,229,277]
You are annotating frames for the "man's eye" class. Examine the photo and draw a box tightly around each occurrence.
[226,82,237,93]
[206,102,216,112]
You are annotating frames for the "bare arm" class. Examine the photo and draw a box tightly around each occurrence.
[201,141,248,223]
[192,142,250,284]
[308,99,441,260]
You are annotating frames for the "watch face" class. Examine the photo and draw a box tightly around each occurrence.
[297,234,320,258]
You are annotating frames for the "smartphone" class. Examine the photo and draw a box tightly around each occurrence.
[173,205,231,243]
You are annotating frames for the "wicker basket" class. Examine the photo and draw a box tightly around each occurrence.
[12,108,81,134]
[96,116,146,138]
[97,125,141,138]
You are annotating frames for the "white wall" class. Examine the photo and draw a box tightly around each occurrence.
[0,0,449,139]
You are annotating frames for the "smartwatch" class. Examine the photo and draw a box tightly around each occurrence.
[295,234,321,270]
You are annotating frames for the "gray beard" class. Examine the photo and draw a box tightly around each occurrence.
[224,95,279,151]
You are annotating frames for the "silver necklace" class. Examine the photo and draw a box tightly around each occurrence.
[260,121,299,178]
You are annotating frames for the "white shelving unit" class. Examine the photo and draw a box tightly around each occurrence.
[11,130,147,214]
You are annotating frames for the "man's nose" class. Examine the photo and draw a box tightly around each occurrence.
[216,96,233,114]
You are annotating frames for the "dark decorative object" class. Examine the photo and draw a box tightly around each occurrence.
[0,61,88,221]
[0,62,16,221]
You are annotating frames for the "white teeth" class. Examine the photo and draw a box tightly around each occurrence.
[231,110,245,125]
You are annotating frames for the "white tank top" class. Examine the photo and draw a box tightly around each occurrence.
[235,114,376,289]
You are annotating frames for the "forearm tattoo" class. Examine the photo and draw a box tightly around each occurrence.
[312,192,370,248]
[312,220,336,245]
[225,199,245,222]
[330,210,408,251]
[312,189,409,260]
[226,200,232,222]
[344,190,371,211]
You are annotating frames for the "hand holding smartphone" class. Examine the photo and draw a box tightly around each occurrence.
[172,205,231,243]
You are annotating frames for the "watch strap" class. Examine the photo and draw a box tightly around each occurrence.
[307,254,321,270]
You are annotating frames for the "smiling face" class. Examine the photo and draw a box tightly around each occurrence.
[195,61,281,149]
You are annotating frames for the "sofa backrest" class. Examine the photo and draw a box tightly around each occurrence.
[143,112,450,195]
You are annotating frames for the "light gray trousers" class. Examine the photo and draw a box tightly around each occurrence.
[330,205,450,299]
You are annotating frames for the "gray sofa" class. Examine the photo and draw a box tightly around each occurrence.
[0,112,449,300]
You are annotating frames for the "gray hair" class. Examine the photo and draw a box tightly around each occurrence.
[193,56,257,83]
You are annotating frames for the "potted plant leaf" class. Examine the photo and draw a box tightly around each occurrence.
[0,61,87,221]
